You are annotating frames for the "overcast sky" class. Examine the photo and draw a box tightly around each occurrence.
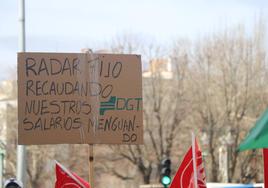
[0,0,267,80]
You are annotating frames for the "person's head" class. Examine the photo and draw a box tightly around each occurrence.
[4,178,23,188]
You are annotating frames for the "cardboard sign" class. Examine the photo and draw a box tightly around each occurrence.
[17,52,143,145]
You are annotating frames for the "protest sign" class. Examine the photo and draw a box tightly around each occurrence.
[18,52,143,145]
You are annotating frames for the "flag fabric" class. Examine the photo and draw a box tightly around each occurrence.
[238,108,268,151]
[263,149,268,188]
[237,108,268,188]
[55,161,90,188]
[170,136,207,188]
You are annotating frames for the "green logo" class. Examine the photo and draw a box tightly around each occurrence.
[99,96,142,115]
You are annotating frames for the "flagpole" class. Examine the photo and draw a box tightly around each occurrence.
[89,144,94,188]
[81,48,95,188]
[263,149,268,188]
[17,0,27,186]
[192,132,198,188]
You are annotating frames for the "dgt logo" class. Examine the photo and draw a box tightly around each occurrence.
[100,96,142,115]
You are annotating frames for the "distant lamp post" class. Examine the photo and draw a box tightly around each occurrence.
[201,130,209,155]
[201,130,209,177]
[201,131,209,147]
[0,142,5,187]
[219,130,235,183]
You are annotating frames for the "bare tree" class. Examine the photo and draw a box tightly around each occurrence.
[96,36,190,186]
[190,24,267,182]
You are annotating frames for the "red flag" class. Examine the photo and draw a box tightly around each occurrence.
[263,149,268,188]
[55,161,90,188]
[170,137,207,188]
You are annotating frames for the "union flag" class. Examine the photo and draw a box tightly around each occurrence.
[55,161,90,188]
[170,135,207,188]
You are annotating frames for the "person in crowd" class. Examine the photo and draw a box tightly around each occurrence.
[4,178,23,188]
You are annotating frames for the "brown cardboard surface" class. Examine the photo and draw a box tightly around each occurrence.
[17,52,143,145]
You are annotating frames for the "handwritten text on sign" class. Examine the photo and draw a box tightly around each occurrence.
[18,53,143,145]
